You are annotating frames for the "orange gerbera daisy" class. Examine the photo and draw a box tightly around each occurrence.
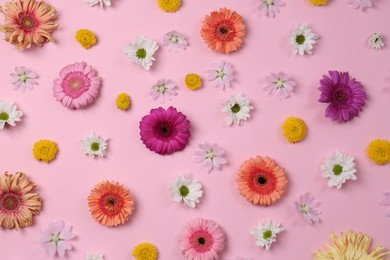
[0,0,58,50]
[200,8,246,54]
[88,181,135,227]
[236,156,288,206]
[0,172,42,230]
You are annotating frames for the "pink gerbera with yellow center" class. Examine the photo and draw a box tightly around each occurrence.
[53,62,102,109]
[0,0,58,50]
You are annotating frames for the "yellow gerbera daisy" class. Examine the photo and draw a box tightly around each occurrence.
[116,93,131,111]
[157,0,181,12]
[308,0,327,5]
[185,74,202,90]
[32,140,58,163]
[132,242,158,260]
[282,117,307,143]
[75,29,97,49]
[367,139,390,165]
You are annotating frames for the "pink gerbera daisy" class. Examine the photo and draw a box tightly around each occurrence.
[179,218,226,260]
[53,62,102,109]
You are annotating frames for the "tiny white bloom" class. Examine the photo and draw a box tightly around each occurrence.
[85,252,104,260]
[321,151,357,189]
[251,219,284,251]
[150,79,177,103]
[124,36,159,70]
[368,33,384,50]
[264,72,296,100]
[169,174,203,208]
[10,66,38,92]
[163,31,188,52]
[222,93,254,126]
[289,23,319,55]
[0,101,23,130]
[206,61,234,91]
[85,0,111,8]
[194,142,227,173]
[82,132,108,158]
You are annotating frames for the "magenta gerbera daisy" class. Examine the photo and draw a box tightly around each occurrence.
[179,218,225,260]
[139,106,191,155]
[318,71,367,123]
[53,62,102,109]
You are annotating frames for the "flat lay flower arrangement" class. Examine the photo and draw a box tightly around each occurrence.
[0,0,389,259]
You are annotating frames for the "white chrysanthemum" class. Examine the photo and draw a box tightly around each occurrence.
[289,23,319,55]
[85,252,104,260]
[368,33,384,50]
[0,101,23,130]
[169,174,203,208]
[85,0,111,8]
[82,132,108,158]
[222,93,254,126]
[251,219,284,251]
[321,151,357,189]
[124,36,159,70]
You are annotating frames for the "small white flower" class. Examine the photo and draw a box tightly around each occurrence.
[85,252,104,260]
[10,66,38,92]
[150,79,177,103]
[124,36,159,70]
[289,23,319,55]
[368,33,384,50]
[264,72,296,100]
[169,174,203,208]
[222,93,254,126]
[206,61,234,91]
[251,219,284,251]
[321,151,357,189]
[194,142,227,173]
[85,0,111,8]
[0,101,23,130]
[163,31,188,52]
[82,132,108,158]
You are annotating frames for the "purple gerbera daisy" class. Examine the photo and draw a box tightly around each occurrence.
[139,106,191,155]
[318,71,367,123]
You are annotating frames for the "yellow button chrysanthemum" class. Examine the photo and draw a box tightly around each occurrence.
[158,0,181,12]
[116,93,131,111]
[367,139,390,165]
[33,140,59,163]
[75,29,97,49]
[185,74,202,90]
[132,242,158,260]
[282,117,307,144]
[308,0,327,5]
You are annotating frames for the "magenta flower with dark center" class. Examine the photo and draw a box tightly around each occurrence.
[139,106,191,155]
[318,71,367,123]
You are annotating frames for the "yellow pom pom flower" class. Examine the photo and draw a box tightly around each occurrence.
[158,0,181,12]
[116,93,131,111]
[33,140,59,163]
[132,242,158,260]
[282,117,307,143]
[185,74,202,90]
[75,29,97,49]
[367,139,390,165]
[308,0,327,5]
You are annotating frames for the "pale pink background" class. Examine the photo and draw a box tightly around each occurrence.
[0,0,389,259]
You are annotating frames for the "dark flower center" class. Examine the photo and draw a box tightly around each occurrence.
[219,27,228,34]
[0,112,9,121]
[108,199,115,205]
[231,103,241,113]
[215,21,235,41]
[154,121,174,138]
[257,176,267,185]
[19,13,37,32]
[333,88,348,103]
[1,193,22,212]
[198,237,206,245]
[296,34,305,45]
[179,186,189,197]
[99,192,125,216]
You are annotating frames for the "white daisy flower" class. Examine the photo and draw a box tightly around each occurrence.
[368,33,384,50]
[124,36,159,70]
[85,0,111,8]
[82,132,108,158]
[251,219,284,251]
[10,66,38,92]
[289,23,319,55]
[0,101,23,130]
[85,252,104,260]
[222,93,254,126]
[194,142,227,173]
[163,31,188,52]
[206,61,234,91]
[150,79,177,103]
[169,174,203,208]
[321,151,357,189]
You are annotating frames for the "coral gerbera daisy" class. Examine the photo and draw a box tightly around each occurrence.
[88,181,135,227]
[315,230,389,259]
[132,242,158,260]
[0,0,58,50]
[53,62,102,109]
[179,218,226,260]
[0,172,41,230]
[318,70,367,123]
[236,156,288,206]
[33,139,59,163]
[139,106,191,155]
[367,139,390,165]
[201,8,246,54]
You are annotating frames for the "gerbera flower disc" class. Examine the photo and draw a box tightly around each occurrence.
[201,8,246,54]
[0,172,41,230]
[236,156,288,206]
[0,0,58,50]
[139,106,191,155]
[179,218,226,260]
[53,62,102,109]
[88,181,135,227]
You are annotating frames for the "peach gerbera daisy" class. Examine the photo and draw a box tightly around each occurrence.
[0,172,42,230]
[88,181,135,227]
[201,8,246,54]
[236,156,288,206]
[0,0,58,50]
